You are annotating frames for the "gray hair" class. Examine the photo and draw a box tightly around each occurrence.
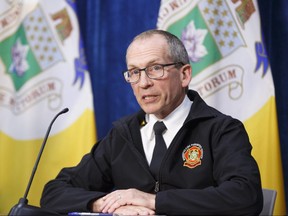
[127,29,190,65]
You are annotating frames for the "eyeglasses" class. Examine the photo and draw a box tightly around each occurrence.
[123,62,184,83]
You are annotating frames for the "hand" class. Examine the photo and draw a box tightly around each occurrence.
[114,205,155,215]
[90,197,104,213]
[99,188,156,213]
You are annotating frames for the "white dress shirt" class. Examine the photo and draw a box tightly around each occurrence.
[140,96,192,164]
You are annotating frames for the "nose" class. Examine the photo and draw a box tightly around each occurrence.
[138,70,153,88]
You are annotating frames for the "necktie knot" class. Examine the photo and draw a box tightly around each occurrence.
[153,121,166,135]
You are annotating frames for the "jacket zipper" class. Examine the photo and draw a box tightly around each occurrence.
[154,181,159,192]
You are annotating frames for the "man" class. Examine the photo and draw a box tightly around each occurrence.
[41,30,263,215]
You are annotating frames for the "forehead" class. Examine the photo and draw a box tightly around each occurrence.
[126,34,170,65]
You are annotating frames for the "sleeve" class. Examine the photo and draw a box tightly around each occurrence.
[40,138,114,214]
[155,118,263,215]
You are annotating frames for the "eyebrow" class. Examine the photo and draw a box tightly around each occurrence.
[127,60,161,69]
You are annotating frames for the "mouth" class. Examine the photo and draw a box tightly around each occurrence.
[142,94,158,102]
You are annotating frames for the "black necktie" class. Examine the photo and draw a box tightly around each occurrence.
[150,121,167,180]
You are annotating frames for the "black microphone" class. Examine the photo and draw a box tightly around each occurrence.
[8,108,69,216]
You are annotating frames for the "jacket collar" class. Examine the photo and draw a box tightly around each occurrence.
[115,90,217,130]
[184,90,217,124]
[113,90,217,154]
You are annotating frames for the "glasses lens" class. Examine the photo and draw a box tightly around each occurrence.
[124,71,131,82]
[146,65,164,79]
[124,69,140,83]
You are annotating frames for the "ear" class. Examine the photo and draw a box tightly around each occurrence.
[181,64,192,88]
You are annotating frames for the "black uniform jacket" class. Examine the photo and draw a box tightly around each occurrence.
[40,90,263,215]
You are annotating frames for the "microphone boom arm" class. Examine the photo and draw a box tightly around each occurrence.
[8,108,69,216]
[23,108,69,200]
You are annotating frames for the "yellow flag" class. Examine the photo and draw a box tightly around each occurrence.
[0,0,96,214]
[157,0,286,214]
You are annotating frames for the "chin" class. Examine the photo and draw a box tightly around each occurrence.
[140,103,162,116]
[142,107,158,115]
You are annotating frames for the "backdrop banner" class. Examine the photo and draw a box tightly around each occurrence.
[157,0,285,214]
[0,0,96,214]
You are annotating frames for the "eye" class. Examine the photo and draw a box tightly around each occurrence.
[131,68,140,75]
[151,65,162,71]
[129,68,140,75]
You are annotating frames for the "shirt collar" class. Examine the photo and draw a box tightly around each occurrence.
[145,96,192,140]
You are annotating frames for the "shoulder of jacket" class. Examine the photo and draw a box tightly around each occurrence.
[186,90,239,123]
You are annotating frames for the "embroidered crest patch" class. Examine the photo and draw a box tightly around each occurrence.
[182,143,203,168]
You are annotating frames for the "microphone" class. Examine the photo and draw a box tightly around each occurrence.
[8,108,69,216]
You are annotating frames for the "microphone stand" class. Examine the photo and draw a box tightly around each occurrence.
[8,108,69,216]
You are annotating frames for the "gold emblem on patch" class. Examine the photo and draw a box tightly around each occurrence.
[182,144,203,168]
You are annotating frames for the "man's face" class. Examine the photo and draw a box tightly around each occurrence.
[126,34,191,119]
